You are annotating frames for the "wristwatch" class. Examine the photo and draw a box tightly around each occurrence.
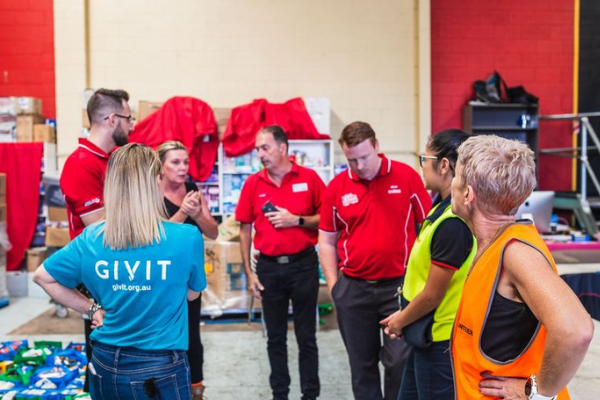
[86,302,102,320]
[298,216,305,226]
[525,375,557,400]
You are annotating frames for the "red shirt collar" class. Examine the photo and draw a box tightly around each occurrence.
[78,138,110,159]
[347,153,391,182]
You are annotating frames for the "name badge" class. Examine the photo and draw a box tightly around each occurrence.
[292,183,308,192]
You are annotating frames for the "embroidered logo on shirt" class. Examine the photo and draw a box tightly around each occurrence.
[292,183,308,193]
[258,193,267,198]
[388,185,402,195]
[84,197,101,207]
[341,193,359,207]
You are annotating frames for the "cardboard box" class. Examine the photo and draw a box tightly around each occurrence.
[17,97,42,115]
[0,97,42,116]
[47,206,68,222]
[138,100,163,121]
[0,204,6,223]
[16,114,45,142]
[213,108,232,136]
[0,173,5,204]
[82,109,90,128]
[45,226,71,247]
[26,247,47,272]
[33,124,55,143]
[202,240,252,316]
[216,215,240,242]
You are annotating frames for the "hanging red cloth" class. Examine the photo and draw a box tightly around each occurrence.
[0,143,44,271]
[129,96,219,182]
[222,98,329,157]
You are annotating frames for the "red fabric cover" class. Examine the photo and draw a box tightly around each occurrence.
[129,96,219,182]
[222,98,330,157]
[0,143,44,271]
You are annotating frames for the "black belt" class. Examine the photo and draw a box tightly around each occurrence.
[343,273,402,285]
[259,247,315,264]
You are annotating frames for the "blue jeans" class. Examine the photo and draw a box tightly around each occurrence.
[89,341,191,400]
[398,340,454,400]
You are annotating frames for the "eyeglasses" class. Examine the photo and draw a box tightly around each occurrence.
[419,154,438,167]
[104,114,136,123]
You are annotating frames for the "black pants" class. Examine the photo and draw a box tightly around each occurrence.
[332,274,409,400]
[256,248,320,400]
[187,293,204,384]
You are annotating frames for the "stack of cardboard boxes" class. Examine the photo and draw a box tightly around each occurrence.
[24,176,70,298]
[0,97,55,144]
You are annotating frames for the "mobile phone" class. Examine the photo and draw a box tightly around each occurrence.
[261,201,278,213]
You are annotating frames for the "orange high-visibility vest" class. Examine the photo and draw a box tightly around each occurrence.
[451,222,570,399]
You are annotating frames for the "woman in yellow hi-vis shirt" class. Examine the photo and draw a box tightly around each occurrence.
[381,129,476,400]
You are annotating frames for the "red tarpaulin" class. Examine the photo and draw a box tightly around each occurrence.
[222,98,330,157]
[129,97,219,182]
[0,143,44,271]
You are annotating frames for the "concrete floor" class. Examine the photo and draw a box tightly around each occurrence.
[2,263,600,399]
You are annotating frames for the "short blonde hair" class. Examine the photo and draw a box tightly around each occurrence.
[156,140,188,164]
[102,143,166,250]
[457,135,536,215]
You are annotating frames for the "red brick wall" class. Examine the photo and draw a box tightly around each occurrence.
[0,0,55,119]
[431,0,575,190]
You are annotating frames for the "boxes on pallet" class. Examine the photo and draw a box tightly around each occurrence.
[16,114,45,142]
[0,97,42,116]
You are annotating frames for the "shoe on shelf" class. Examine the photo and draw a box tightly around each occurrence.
[191,382,207,400]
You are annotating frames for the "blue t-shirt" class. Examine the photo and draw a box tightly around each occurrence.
[43,221,206,351]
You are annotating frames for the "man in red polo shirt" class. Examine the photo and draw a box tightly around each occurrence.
[60,88,134,391]
[319,121,432,400]
[61,88,134,238]
[236,125,325,400]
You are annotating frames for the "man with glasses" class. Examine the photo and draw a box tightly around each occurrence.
[60,88,134,391]
[318,121,431,400]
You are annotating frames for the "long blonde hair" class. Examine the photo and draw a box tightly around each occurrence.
[102,143,166,250]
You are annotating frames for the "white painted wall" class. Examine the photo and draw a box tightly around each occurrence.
[54,0,431,168]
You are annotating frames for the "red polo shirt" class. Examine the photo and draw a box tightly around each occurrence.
[236,162,325,256]
[319,155,432,280]
[60,138,110,239]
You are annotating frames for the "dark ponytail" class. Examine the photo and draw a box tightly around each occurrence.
[428,129,470,173]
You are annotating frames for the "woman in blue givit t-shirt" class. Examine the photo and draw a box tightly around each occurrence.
[34,143,206,400]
